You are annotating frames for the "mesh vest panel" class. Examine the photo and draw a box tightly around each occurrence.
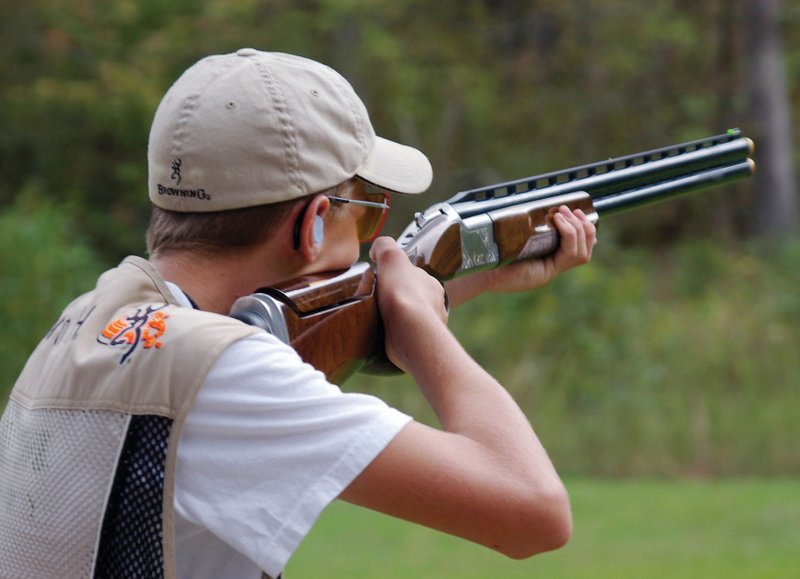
[0,400,129,577]
[0,402,174,577]
[95,414,173,577]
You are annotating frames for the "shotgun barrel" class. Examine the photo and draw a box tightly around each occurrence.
[397,130,754,279]
[445,129,753,217]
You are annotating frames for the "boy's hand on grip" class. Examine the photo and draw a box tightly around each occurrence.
[370,237,449,373]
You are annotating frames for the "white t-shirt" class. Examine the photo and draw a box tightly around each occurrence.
[167,283,412,578]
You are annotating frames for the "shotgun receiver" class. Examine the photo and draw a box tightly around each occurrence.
[230,130,755,382]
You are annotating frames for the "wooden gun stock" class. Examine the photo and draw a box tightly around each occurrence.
[230,263,389,383]
[230,130,755,381]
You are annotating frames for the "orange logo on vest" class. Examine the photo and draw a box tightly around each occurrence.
[98,305,170,365]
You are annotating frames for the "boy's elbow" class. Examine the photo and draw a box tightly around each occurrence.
[502,484,573,559]
[520,502,573,558]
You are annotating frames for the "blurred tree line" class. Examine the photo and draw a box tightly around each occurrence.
[1,0,798,474]
[1,0,797,259]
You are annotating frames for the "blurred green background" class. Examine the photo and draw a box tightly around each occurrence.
[1,0,798,575]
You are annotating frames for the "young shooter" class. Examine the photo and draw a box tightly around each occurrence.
[0,49,596,578]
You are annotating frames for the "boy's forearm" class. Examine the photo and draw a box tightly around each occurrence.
[402,317,561,485]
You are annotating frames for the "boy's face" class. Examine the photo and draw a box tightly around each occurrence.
[315,180,391,272]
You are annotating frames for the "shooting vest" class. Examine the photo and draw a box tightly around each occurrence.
[0,256,259,578]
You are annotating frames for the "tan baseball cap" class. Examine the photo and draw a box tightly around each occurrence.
[148,49,433,212]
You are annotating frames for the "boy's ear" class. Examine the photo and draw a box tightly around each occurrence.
[295,195,330,263]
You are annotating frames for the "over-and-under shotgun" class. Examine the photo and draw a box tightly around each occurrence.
[230,129,755,382]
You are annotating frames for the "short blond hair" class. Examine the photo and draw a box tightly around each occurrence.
[146,180,355,258]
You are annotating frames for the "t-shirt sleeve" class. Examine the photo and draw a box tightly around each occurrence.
[173,331,412,576]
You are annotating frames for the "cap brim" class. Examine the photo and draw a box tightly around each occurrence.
[356,136,433,194]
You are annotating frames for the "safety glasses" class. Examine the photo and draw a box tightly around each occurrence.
[327,192,390,243]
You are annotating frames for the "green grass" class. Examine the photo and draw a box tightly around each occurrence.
[286,478,800,578]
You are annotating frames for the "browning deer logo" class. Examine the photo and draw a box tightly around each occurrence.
[170,158,182,185]
[98,305,170,365]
